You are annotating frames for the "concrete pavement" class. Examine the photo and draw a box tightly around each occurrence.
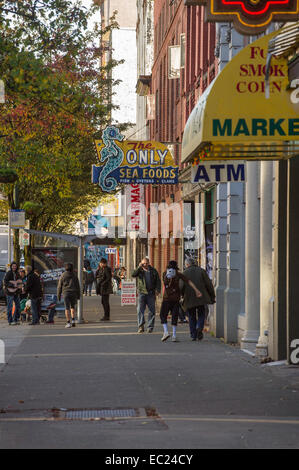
[0,294,299,449]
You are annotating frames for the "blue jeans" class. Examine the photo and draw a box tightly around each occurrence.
[137,293,156,329]
[6,294,20,323]
[30,298,40,324]
[83,283,93,295]
[187,305,206,339]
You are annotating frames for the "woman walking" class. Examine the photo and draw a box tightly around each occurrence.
[160,260,202,342]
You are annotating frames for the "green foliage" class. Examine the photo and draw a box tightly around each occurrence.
[0,168,18,183]
[0,0,123,235]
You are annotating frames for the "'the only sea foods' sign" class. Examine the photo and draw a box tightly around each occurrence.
[92,126,179,192]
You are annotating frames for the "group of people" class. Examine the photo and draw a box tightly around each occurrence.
[55,258,113,327]
[82,261,127,297]
[4,262,44,325]
[3,258,114,328]
[4,255,215,341]
[132,256,215,342]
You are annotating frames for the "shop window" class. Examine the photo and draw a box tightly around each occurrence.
[205,188,215,224]
[180,33,186,69]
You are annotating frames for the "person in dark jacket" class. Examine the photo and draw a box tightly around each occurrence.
[95,258,113,321]
[57,263,81,328]
[3,261,22,325]
[181,257,216,341]
[24,266,43,325]
[83,267,94,296]
[160,260,202,342]
[132,257,161,333]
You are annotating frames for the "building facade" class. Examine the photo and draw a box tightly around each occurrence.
[135,0,299,362]
[146,0,217,279]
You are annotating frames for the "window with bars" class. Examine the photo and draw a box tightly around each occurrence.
[155,89,159,132]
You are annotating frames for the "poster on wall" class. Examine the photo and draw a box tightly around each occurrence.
[205,224,214,280]
[32,248,78,294]
[84,245,109,270]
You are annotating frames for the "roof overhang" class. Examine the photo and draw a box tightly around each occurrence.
[182,29,299,163]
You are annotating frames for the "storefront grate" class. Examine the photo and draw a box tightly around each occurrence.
[63,408,137,420]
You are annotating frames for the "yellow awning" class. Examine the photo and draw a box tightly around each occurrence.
[182,29,299,163]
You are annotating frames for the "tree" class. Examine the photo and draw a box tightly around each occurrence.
[0,1,126,263]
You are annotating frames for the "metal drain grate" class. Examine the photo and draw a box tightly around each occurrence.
[62,408,137,420]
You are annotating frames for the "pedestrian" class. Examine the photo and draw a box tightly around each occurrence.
[132,257,161,333]
[160,260,202,342]
[3,262,22,325]
[95,258,113,321]
[19,268,27,299]
[181,257,216,341]
[83,266,94,296]
[57,262,81,328]
[24,266,43,325]
[113,265,121,290]
[19,268,28,322]
[119,266,126,289]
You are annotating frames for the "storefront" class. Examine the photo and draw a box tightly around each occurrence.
[181,26,299,362]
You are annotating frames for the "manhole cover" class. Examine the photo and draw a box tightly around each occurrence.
[61,408,137,420]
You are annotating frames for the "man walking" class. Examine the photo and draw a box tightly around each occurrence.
[57,263,81,328]
[24,266,43,325]
[181,257,215,341]
[95,258,113,321]
[132,257,161,333]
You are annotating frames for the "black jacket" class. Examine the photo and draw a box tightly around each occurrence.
[131,265,161,295]
[57,271,81,300]
[25,272,43,299]
[181,265,216,311]
[3,269,22,296]
[95,266,113,295]
[83,269,94,284]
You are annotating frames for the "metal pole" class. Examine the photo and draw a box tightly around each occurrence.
[77,237,84,324]
[286,155,299,364]
[8,210,11,266]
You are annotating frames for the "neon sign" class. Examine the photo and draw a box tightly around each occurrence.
[184,0,299,35]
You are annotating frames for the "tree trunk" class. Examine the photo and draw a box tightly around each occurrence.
[24,239,33,266]
[13,229,20,264]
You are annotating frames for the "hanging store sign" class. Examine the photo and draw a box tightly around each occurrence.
[105,247,117,254]
[184,1,299,35]
[191,161,246,183]
[182,31,299,162]
[92,126,179,192]
[125,184,146,234]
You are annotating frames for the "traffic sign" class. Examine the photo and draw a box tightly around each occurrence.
[9,209,26,228]
[19,229,30,247]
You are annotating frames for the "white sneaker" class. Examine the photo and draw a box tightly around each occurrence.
[71,319,76,327]
[65,322,71,328]
[172,336,179,342]
[161,333,170,342]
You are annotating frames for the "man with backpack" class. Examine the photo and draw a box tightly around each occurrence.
[57,263,81,328]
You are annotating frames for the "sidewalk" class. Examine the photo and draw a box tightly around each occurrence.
[0,294,299,449]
